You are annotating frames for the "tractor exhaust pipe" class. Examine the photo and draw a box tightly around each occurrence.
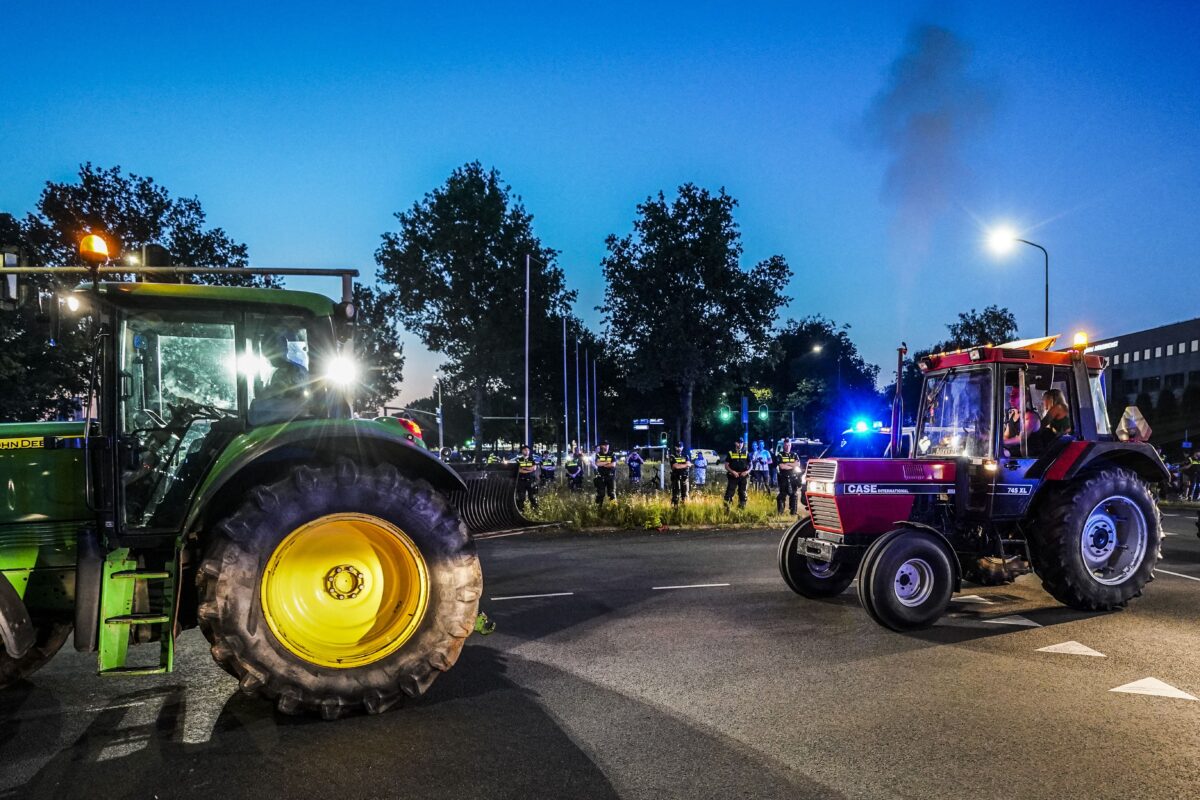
[890,342,907,458]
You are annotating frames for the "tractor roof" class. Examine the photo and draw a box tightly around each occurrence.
[921,339,1105,372]
[86,281,336,317]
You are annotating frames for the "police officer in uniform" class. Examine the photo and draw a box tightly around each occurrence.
[774,439,801,515]
[539,449,557,486]
[515,445,539,511]
[724,438,751,509]
[668,441,691,506]
[594,440,617,505]
[565,449,584,491]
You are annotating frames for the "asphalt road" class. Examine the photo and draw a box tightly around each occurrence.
[2,511,1198,800]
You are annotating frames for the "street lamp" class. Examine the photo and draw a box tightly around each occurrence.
[987,225,1050,337]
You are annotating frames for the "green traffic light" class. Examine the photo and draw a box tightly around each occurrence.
[718,405,733,423]
[757,406,768,421]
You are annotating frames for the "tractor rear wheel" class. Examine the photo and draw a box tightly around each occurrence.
[0,620,71,689]
[778,518,856,598]
[197,460,482,718]
[1028,467,1160,611]
[857,530,954,631]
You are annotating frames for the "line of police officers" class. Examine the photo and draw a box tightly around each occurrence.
[515,437,804,514]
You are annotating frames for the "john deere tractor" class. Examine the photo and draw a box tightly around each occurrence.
[779,335,1169,631]
[0,244,486,718]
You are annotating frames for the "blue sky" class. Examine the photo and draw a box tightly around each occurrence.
[3,2,1198,400]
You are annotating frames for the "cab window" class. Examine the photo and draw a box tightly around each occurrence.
[916,368,994,459]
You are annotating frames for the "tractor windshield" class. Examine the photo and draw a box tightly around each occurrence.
[915,368,994,460]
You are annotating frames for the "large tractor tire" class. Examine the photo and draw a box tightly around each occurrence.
[778,518,856,598]
[1028,467,1160,612]
[197,460,482,718]
[856,529,954,631]
[962,555,1026,587]
[0,620,71,689]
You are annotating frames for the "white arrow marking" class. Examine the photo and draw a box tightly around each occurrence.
[1037,640,1106,657]
[983,614,1041,627]
[1110,677,1197,700]
[951,594,995,605]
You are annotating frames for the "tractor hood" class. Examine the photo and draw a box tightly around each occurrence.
[804,458,959,536]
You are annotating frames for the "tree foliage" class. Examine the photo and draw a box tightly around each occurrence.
[601,184,791,447]
[375,162,576,449]
[350,283,405,414]
[22,163,271,287]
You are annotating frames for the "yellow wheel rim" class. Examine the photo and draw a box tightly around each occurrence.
[260,513,429,668]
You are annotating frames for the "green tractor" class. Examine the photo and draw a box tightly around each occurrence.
[0,246,486,718]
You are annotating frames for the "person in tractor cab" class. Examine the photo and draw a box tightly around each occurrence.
[248,329,313,426]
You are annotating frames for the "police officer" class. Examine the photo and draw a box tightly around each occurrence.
[594,440,617,505]
[539,449,557,486]
[626,446,645,487]
[724,438,751,509]
[565,449,584,491]
[774,439,801,515]
[668,441,691,506]
[691,448,708,492]
[515,445,539,511]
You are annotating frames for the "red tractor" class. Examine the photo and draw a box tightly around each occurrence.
[778,336,1168,631]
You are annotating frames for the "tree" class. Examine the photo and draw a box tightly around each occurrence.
[350,284,404,414]
[375,163,576,452]
[22,163,271,287]
[602,184,792,448]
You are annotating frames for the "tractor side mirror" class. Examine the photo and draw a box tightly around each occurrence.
[333,301,356,343]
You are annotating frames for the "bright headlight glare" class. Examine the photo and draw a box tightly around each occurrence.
[64,295,81,312]
[325,354,359,385]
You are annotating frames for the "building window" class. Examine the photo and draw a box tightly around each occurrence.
[1167,344,1175,356]
[1193,340,1199,352]
[1142,376,1162,392]
[1122,378,1140,394]
[1166,373,1185,390]
[1190,370,1200,386]
[1154,346,1162,358]
[1144,349,1151,359]
[1133,351,1140,362]
[1180,342,1187,354]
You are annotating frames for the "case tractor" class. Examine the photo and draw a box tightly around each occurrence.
[0,236,495,718]
[778,336,1168,630]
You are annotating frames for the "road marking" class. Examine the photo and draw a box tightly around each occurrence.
[951,594,994,605]
[652,583,731,591]
[490,592,575,601]
[476,529,535,539]
[983,614,1041,627]
[1110,677,1197,700]
[1158,569,1200,583]
[1037,641,1105,657]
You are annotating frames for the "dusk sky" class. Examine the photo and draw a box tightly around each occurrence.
[4,2,1198,401]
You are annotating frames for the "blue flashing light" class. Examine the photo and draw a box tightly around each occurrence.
[853,420,869,433]
[871,421,884,430]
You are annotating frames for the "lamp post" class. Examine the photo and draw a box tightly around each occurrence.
[987,226,1049,337]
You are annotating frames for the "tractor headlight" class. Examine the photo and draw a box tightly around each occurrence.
[324,354,359,386]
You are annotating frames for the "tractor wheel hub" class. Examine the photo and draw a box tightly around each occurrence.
[325,565,366,600]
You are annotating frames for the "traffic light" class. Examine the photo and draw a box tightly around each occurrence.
[660,432,668,445]
[465,438,476,449]
[757,405,769,421]
[718,405,733,423]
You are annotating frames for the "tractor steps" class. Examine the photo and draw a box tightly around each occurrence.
[97,549,176,677]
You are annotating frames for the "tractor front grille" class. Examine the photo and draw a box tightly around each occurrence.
[808,495,842,532]
[806,459,837,483]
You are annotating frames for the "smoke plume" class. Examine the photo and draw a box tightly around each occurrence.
[863,24,997,245]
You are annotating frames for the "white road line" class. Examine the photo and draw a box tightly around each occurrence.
[489,591,575,601]
[652,582,731,591]
[476,529,534,539]
[1158,569,1200,583]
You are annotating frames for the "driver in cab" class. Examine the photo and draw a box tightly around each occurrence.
[249,330,312,425]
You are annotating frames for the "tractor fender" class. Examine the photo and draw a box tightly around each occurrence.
[0,572,36,659]
[183,420,466,539]
[888,521,963,593]
[1037,441,1170,485]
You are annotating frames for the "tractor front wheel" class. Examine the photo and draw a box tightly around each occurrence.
[778,518,856,598]
[857,530,954,631]
[198,460,482,718]
[1028,467,1160,611]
